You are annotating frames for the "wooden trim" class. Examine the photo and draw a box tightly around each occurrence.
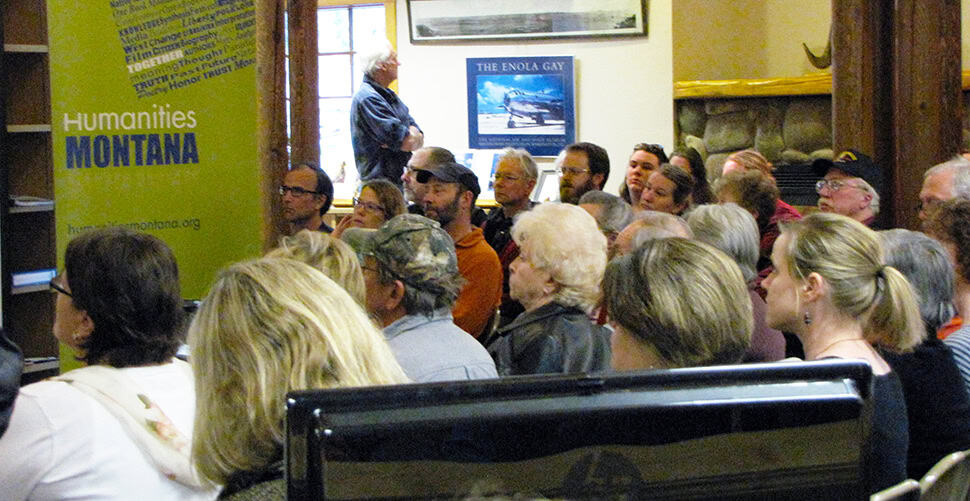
[674,73,832,100]
[385,0,396,49]
[675,70,970,101]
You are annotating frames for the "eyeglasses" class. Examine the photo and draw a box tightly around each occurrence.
[815,179,862,194]
[50,276,71,297]
[279,185,320,197]
[353,197,385,215]
[557,166,590,177]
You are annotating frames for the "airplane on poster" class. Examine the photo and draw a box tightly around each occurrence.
[502,89,564,128]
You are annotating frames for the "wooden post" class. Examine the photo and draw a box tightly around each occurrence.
[256,0,289,249]
[833,0,961,229]
[287,0,320,166]
[831,0,894,226]
[892,0,962,230]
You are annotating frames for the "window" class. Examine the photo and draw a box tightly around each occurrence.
[318,3,386,197]
[286,1,392,200]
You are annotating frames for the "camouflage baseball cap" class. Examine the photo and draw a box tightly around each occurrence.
[341,214,459,290]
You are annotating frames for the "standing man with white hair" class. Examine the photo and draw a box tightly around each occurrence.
[351,40,423,186]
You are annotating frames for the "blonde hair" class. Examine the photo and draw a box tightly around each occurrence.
[512,203,607,312]
[604,238,752,368]
[726,149,774,176]
[266,230,366,306]
[780,213,922,352]
[189,258,408,486]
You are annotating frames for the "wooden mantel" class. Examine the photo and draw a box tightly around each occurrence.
[674,70,970,100]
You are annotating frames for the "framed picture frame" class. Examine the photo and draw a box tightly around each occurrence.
[466,56,575,157]
[407,0,648,43]
[532,168,561,203]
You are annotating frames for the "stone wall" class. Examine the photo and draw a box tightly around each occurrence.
[676,96,834,180]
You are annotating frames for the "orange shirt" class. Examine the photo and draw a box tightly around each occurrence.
[939,315,963,340]
[452,227,503,338]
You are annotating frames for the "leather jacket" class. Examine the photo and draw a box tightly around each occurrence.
[487,302,612,376]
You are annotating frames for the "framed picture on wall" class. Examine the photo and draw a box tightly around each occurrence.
[466,56,575,157]
[407,0,648,43]
[532,168,561,203]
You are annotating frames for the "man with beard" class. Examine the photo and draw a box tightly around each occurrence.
[402,146,454,215]
[417,162,502,339]
[558,142,610,204]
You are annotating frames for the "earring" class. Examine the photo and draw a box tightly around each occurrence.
[803,312,812,325]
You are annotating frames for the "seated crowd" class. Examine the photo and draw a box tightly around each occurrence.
[3,144,970,499]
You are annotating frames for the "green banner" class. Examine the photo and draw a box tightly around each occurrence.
[48,0,263,302]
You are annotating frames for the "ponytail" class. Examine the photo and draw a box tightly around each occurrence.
[863,265,923,353]
[781,213,923,353]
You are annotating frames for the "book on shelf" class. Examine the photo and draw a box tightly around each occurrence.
[24,356,58,365]
[11,269,56,287]
[23,357,59,374]
[9,195,54,207]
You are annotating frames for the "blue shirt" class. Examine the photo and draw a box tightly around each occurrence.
[383,309,498,383]
[350,75,420,185]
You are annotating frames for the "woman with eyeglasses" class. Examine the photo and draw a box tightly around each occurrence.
[0,227,217,500]
[620,143,668,205]
[332,178,406,239]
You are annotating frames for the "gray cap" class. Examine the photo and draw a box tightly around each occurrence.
[341,214,459,290]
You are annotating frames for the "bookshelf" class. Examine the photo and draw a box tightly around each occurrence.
[1,0,58,384]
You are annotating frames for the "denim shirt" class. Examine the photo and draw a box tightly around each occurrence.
[350,75,420,184]
[383,309,497,383]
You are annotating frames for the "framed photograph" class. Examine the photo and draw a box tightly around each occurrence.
[453,148,505,204]
[467,56,575,157]
[407,0,648,43]
[532,169,562,203]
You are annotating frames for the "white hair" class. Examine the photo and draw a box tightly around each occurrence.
[512,203,607,312]
[357,39,395,77]
[498,147,538,180]
[855,178,880,215]
[634,210,693,239]
[578,190,634,235]
[925,156,970,200]
[687,203,760,282]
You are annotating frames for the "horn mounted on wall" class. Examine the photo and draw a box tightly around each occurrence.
[803,26,832,69]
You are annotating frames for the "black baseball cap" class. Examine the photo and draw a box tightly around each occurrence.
[414,162,481,197]
[812,149,883,194]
